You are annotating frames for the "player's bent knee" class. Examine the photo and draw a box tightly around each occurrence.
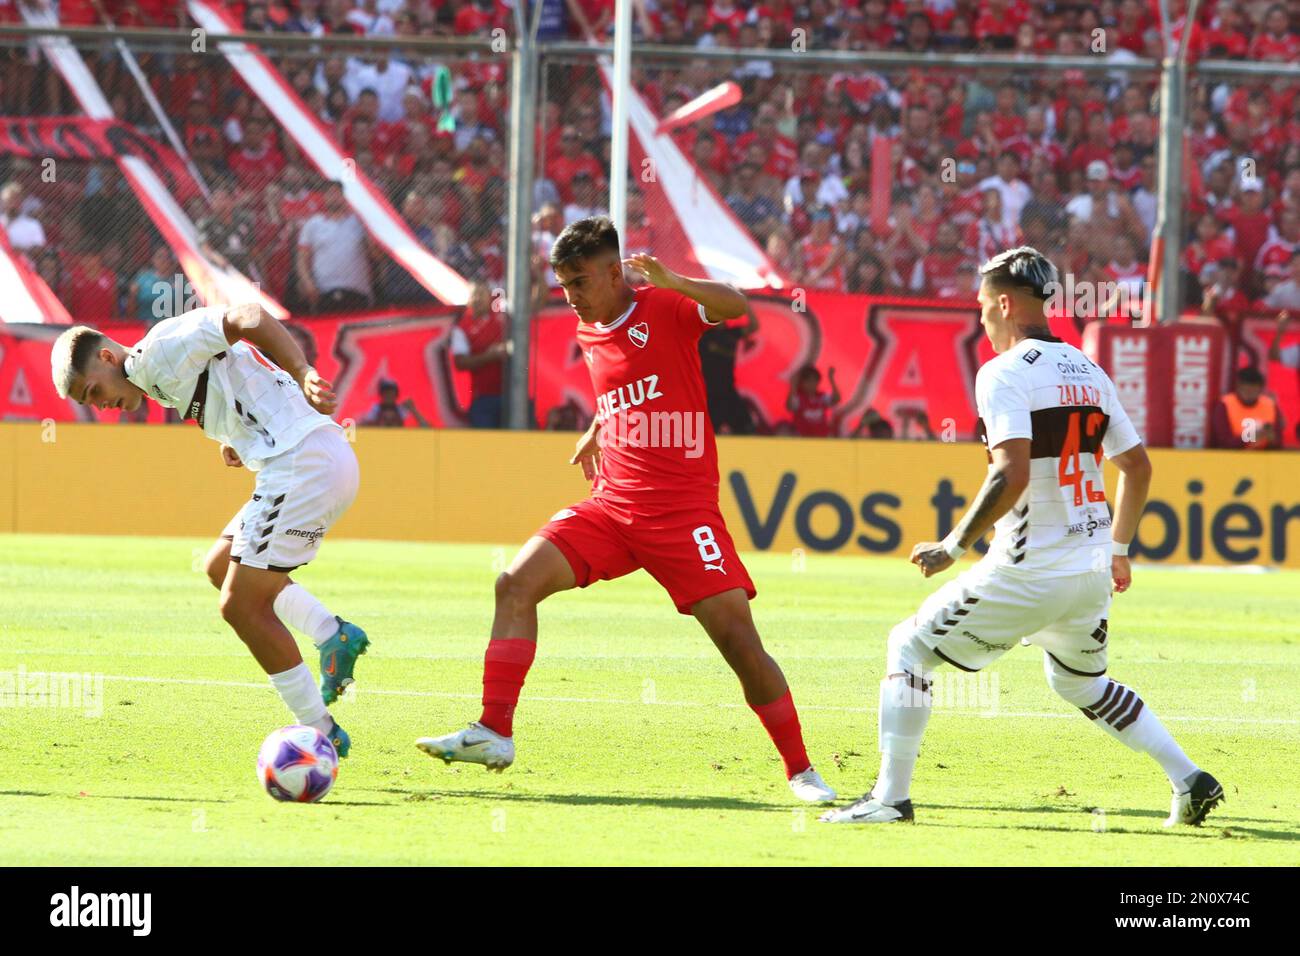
[886,620,939,677]
[218,588,274,631]
[1044,660,1108,707]
[204,540,231,590]
[494,569,546,611]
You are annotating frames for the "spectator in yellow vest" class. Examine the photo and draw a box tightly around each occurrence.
[1210,365,1283,449]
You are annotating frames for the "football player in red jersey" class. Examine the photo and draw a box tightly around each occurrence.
[418,217,836,803]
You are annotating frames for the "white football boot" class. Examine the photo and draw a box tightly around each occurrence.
[789,767,837,803]
[819,789,915,824]
[416,722,515,772]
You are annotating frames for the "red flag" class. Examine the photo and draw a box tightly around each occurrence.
[870,136,894,235]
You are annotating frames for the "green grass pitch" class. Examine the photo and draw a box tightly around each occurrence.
[1,533,1296,866]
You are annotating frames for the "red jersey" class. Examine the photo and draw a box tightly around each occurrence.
[1256,236,1299,280]
[1219,207,1273,272]
[227,143,285,190]
[66,264,118,322]
[1183,234,1234,278]
[578,286,719,507]
[800,238,845,290]
[454,308,506,400]
[789,390,833,437]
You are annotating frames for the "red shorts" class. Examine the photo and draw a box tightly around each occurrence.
[537,496,756,614]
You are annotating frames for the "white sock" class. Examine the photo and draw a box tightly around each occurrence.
[268,663,331,733]
[273,583,338,647]
[874,675,932,804]
[1124,709,1199,790]
[1068,676,1200,790]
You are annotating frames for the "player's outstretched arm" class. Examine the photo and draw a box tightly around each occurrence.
[622,253,746,322]
[223,303,337,415]
[1108,443,1152,594]
[910,438,1030,577]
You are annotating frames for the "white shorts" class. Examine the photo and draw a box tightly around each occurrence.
[902,562,1112,677]
[221,424,359,572]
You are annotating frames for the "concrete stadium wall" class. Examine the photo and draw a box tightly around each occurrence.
[2,423,1299,567]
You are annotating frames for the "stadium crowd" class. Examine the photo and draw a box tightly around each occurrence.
[0,1,1297,434]
[0,0,1296,323]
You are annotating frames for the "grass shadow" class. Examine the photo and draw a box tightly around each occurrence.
[0,788,234,805]
[354,786,791,812]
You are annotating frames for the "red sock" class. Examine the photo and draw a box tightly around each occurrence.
[750,689,811,779]
[479,639,536,737]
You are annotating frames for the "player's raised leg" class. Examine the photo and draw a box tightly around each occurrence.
[416,535,576,770]
[692,588,835,803]
[203,534,369,704]
[220,562,350,757]
[1042,653,1222,826]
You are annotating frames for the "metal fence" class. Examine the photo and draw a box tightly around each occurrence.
[0,26,511,321]
[1,19,1299,427]
[539,48,1167,312]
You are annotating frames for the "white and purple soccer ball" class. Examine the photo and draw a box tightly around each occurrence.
[257,726,339,803]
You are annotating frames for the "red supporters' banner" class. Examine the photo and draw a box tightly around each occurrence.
[11,296,1285,450]
[534,292,1083,438]
[1083,321,1230,448]
[0,315,470,426]
[0,117,201,205]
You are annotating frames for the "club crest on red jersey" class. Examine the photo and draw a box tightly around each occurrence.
[628,322,649,348]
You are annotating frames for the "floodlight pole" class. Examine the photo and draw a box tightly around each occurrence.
[1154,0,1202,325]
[506,0,545,429]
[608,0,633,237]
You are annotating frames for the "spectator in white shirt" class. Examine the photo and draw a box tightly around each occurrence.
[563,172,608,224]
[346,0,395,34]
[977,152,1032,232]
[1066,160,1124,224]
[296,181,374,313]
[1263,252,1300,312]
[0,182,46,253]
[344,54,412,124]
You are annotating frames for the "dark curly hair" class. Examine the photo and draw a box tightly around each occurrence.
[549,216,621,271]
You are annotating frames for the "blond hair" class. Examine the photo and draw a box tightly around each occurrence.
[50,325,107,400]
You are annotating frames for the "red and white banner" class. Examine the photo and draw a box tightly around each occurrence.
[1083,320,1230,448]
[0,223,72,325]
[187,0,470,306]
[12,297,1284,449]
[593,68,787,289]
[22,4,285,319]
[0,117,201,206]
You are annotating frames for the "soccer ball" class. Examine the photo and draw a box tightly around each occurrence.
[257,726,339,803]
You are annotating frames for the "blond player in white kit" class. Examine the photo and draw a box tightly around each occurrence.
[50,304,368,756]
[821,247,1223,828]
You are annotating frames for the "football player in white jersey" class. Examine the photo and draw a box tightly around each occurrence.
[821,247,1222,827]
[50,304,368,757]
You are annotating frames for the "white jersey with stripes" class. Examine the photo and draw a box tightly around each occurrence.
[123,306,333,471]
[974,335,1142,576]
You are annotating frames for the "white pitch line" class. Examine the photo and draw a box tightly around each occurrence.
[10,650,1298,667]
[92,673,1300,726]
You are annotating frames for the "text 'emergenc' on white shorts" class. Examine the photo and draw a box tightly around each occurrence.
[222,424,359,572]
[903,562,1113,677]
